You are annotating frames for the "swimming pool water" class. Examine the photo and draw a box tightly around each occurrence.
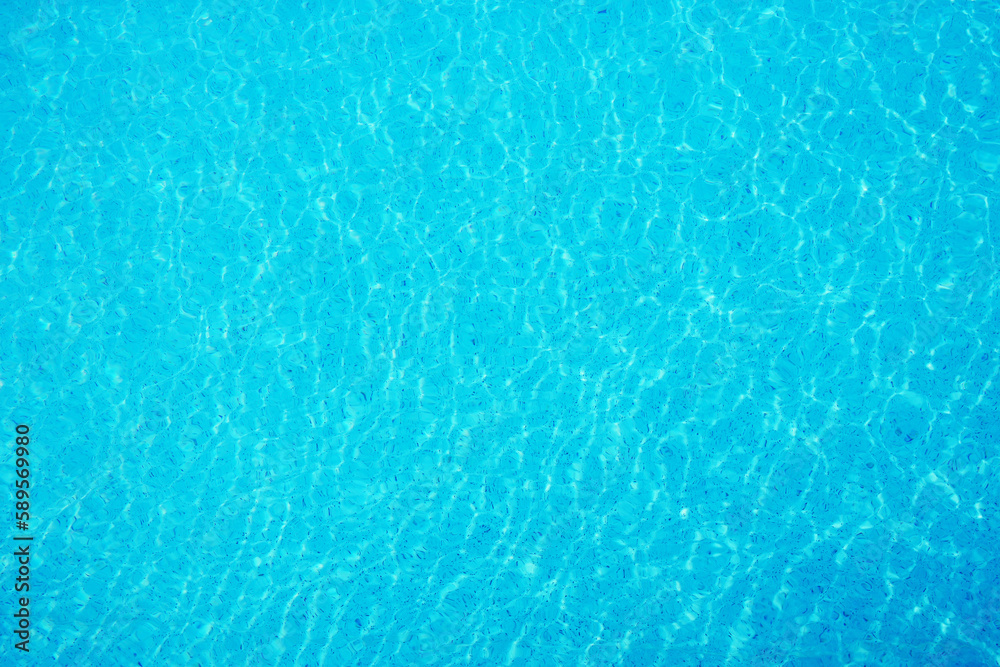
[1,0,998,665]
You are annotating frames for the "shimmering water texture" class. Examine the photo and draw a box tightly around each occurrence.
[1,0,998,665]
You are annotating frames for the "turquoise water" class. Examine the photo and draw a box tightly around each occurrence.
[1,0,998,664]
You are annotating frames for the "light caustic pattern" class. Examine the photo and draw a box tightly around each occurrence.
[0,0,997,665]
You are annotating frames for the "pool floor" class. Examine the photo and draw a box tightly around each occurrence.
[1,0,998,665]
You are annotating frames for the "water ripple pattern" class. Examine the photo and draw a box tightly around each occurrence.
[0,0,998,665]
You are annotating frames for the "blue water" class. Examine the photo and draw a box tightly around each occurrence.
[1,0,998,665]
